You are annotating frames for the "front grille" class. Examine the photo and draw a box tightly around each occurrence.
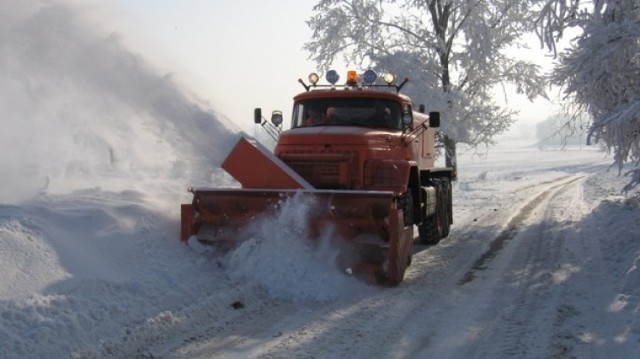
[289,161,347,188]
[364,160,404,189]
[280,150,358,189]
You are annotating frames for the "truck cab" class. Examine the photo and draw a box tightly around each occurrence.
[270,72,439,193]
[262,70,452,245]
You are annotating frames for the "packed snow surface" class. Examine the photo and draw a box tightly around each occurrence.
[2,1,640,359]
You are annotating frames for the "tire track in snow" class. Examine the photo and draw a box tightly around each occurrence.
[460,175,589,358]
[458,175,584,285]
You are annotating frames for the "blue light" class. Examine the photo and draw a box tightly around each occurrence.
[326,70,340,84]
[363,69,377,84]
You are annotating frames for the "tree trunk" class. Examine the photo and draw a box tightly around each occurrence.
[429,0,458,180]
[444,135,457,180]
[439,46,457,180]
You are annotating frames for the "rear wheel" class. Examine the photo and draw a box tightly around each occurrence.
[418,181,445,245]
[441,180,451,238]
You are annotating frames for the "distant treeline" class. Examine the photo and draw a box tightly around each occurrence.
[536,113,591,148]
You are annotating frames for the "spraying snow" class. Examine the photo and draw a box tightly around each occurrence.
[0,0,239,204]
[226,193,371,302]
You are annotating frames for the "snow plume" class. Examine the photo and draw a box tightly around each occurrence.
[226,193,370,302]
[0,0,239,203]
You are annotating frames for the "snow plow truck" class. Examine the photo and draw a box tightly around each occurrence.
[180,70,454,286]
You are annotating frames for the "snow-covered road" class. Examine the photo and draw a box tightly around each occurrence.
[160,148,640,359]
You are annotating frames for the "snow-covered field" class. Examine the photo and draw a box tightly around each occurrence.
[2,2,640,359]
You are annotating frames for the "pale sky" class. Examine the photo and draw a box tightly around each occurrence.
[107,0,319,133]
[107,0,559,138]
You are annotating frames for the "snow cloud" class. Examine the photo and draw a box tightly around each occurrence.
[0,0,239,203]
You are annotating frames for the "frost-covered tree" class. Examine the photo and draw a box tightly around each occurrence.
[305,0,548,172]
[536,0,640,171]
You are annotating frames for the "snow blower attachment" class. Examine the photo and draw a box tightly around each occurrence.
[181,69,454,286]
[181,137,414,285]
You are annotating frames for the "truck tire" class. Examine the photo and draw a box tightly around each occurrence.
[418,181,444,245]
[418,215,441,245]
[441,180,451,238]
[399,191,414,227]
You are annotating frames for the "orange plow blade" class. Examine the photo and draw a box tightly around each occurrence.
[181,189,414,285]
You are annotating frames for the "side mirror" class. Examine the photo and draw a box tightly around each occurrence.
[429,111,440,128]
[271,110,283,126]
[254,108,262,124]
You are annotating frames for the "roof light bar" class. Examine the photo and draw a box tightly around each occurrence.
[299,69,405,92]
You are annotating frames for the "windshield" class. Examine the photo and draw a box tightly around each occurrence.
[292,98,402,130]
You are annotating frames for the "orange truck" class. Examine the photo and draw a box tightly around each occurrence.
[181,70,453,285]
